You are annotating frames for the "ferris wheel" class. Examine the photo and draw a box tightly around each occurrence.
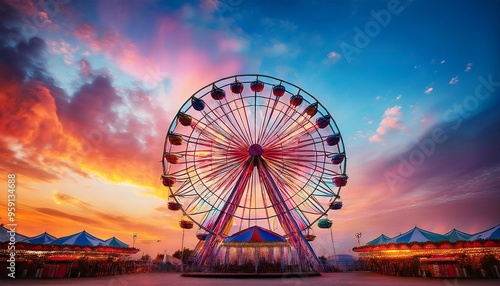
[161,74,348,270]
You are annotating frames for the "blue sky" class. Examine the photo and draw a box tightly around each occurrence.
[1,0,499,257]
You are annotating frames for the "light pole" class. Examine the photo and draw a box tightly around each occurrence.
[132,233,137,248]
[180,228,185,272]
[355,232,362,246]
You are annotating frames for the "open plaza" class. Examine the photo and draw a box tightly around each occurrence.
[2,272,500,286]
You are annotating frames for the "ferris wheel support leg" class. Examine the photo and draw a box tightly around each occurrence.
[257,158,321,272]
[192,158,255,269]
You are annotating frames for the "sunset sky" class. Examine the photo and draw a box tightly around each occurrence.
[1,0,499,258]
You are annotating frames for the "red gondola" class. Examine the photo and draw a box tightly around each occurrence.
[272,85,286,97]
[165,152,181,164]
[177,112,192,126]
[168,132,183,145]
[332,175,348,187]
[304,103,318,116]
[196,230,209,240]
[211,87,226,100]
[180,219,194,229]
[290,94,303,106]
[250,80,264,92]
[168,199,182,211]
[230,81,244,94]
[161,175,176,187]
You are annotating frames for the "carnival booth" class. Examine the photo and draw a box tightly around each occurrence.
[0,226,138,278]
[354,224,500,278]
[212,226,297,273]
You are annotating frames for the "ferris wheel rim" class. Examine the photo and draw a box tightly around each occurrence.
[162,74,347,236]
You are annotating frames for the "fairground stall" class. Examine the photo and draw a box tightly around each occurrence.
[353,224,500,278]
[0,226,138,278]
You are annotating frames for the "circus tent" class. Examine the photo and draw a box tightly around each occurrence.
[355,224,500,249]
[353,224,500,278]
[105,237,129,248]
[443,228,472,242]
[388,227,447,244]
[224,226,287,244]
[469,224,500,240]
[366,234,391,246]
[50,230,106,246]
[23,232,57,244]
[0,224,28,242]
[207,226,297,273]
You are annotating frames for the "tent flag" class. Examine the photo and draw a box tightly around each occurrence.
[469,224,500,240]
[104,237,129,248]
[50,230,106,246]
[225,226,286,243]
[444,228,472,242]
[23,232,57,244]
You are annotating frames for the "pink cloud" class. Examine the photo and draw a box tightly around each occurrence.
[383,105,402,117]
[369,106,403,143]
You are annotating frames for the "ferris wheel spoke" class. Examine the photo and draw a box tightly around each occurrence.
[265,155,320,182]
[233,94,254,145]
[195,159,253,205]
[259,101,297,145]
[261,99,316,146]
[257,93,281,143]
[263,113,317,150]
[219,99,255,145]
[191,119,247,150]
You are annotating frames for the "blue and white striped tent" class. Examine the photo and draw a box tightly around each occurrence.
[387,227,447,244]
[443,228,472,242]
[0,224,28,242]
[469,224,500,241]
[104,237,129,248]
[23,232,57,244]
[50,230,106,246]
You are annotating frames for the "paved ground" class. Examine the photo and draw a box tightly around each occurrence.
[2,272,499,286]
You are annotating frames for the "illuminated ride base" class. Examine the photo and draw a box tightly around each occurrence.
[160,74,348,275]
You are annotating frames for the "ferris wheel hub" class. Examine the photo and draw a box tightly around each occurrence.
[248,144,264,156]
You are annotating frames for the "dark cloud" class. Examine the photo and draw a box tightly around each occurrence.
[382,98,500,192]
[61,74,122,129]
